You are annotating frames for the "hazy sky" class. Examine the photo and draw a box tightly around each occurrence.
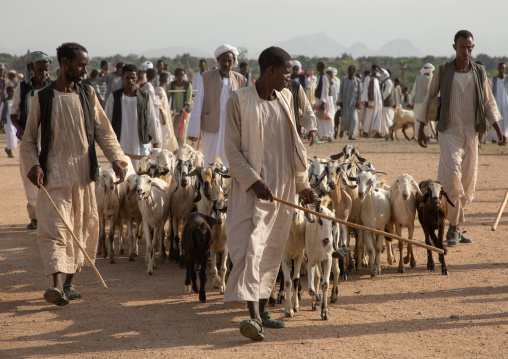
[2,0,506,58]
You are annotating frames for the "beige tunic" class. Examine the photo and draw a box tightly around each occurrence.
[223,91,299,307]
[20,86,127,276]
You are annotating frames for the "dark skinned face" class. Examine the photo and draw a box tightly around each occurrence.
[453,36,474,63]
[498,64,506,77]
[32,61,50,84]
[157,62,164,73]
[348,66,355,78]
[176,71,185,82]
[317,63,324,73]
[270,60,292,92]
[123,71,137,92]
[63,50,89,83]
[217,52,234,74]
[199,61,206,72]
[371,68,377,77]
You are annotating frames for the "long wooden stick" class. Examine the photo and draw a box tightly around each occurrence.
[274,196,444,254]
[39,185,108,289]
[491,189,508,231]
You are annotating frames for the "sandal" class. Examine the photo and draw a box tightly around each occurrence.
[260,310,285,328]
[27,219,38,230]
[239,319,265,341]
[63,284,81,300]
[44,287,69,306]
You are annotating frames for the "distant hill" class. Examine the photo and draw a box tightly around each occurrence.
[273,32,346,57]
[142,46,210,58]
[344,42,375,58]
[376,39,422,57]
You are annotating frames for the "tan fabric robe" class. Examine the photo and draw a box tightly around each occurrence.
[155,86,178,152]
[20,86,127,276]
[223,86,310,307]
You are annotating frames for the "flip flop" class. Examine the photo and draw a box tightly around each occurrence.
[44,287,69,306]
[239,319,265,341]
[260,310,285,328]
[63,284,82,300]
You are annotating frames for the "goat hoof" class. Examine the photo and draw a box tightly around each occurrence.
[285,311,294,318]
[110,259,115,264]
[442,268,448,275]
[342,273,347,281]
[311,303,319,311]
[119,249,125,255]
[404,257,410,265]
[277,296,285,304]
[199,298,206,303]
[330,297,338,304]
[410,261,416,268]
[321,310,330,320]
[398,268,404,274]
[148,271,153,276]
[294,306,299,313]
[269,297,276,307]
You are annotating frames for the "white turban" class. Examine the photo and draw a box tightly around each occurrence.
[292,60,302,72]
[214,44,239,68]
[141,61,153,70]
[420,63,435,75]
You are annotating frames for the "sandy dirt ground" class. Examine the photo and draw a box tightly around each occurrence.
[1,131,508,359]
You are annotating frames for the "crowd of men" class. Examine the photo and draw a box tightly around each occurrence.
[1,30,507,341]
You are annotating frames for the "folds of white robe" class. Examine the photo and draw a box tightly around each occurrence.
[486,76,508,141]
[188,77,230,166]
[20,87,127,276]
[361,70,388,134]
[316,75,333,138]
[155,86,179,152]
[224,94,296,307]
[142,82,163,144]
[1,100,17,149]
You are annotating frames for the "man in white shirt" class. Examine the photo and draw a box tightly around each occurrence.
[191,59,207,99]
[485,63,508,142]
[361,65,389,138]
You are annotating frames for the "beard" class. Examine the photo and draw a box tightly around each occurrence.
[65,68,83,83]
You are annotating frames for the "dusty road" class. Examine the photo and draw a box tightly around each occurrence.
[1,133,507,358]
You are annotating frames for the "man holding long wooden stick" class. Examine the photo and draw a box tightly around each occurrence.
[224,46,319,341]
[20,42,127,306]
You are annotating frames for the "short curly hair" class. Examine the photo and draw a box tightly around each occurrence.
[258,47,292,75]
[56,42,88,65]
[454,30,473,44]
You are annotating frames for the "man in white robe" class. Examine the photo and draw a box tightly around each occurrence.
[191,59,207,99]
[485,63,508,142]
[20,42,127,306]
[361,65,389,138]
[105,64,160,169]
[315,61,333,141]
[9,51,52,229]
[224,46,318,341]
[187,44,247,166]
[417,30,506,245]
[412,63,435,139]
[142,68,163,144]
[381,70,394,137]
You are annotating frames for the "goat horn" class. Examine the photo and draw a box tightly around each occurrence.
[372,170,388,175]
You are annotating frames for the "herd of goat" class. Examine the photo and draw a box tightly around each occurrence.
[95,144,454,320]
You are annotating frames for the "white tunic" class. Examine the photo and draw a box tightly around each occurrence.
[486,76,508,141]
[315,74,333,138]
[361,69,389,134]
[1,99,17,149]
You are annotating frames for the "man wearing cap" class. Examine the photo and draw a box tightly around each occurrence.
[10,51,53,230]
[412,63,435,139]
[187,44,247,166]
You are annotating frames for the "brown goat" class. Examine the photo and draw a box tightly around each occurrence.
[182,212,216,303]
[415,180,455,275]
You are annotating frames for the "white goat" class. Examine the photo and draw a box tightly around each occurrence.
[389,173,422,273]
[135,175,170,275]
[119,166,143,262]
[305,205,339,320]
[308,157,330,198]
[358,172,392,276]
[191,150,204,168]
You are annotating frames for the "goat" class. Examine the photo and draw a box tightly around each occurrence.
[99,168,125,264]
[182,212,216,303]
[330,144,366,163]
[305,205,340,320]
[281,202,306,318]
[389,174,422,273]
[135,175,170,275]
[387,108,415,141]
[208,197,228,294]
[121,173,144,261]
[322,159,356,281]
[174,144,195,161]
[415,180,454,275]
[191,150,204,168]
[357,171,392,276]
[168,157,196,264]
[308,157,330,198]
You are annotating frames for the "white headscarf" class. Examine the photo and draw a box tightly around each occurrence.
[214,44,239,68]
[420,63,435,75]
[293,60,302,73]
[141,61,153,70]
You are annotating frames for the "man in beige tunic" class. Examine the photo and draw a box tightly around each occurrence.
[224,47,318,341]
[417,30,506,245]
[20,43,127,306]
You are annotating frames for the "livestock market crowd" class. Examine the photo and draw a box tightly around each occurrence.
[2,29,508,341]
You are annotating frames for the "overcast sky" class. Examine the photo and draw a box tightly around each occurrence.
[2,0,506,58]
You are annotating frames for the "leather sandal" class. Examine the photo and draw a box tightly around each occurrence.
[240,319,265,341]
[260,310,285,328]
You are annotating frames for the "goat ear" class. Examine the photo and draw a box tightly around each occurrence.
[422,192,429,203]
[347,175,358,183]
[317,217,323,226]
[205,215,217,228]
[329,153,344,160]
[303,209,315,224]
[412,179,423,196]
[442,191,455,207]
[307,158,314,163]
[187,167,201,177]
[355,153,366,162]
[151,181,168,193]
[341,171,357,189]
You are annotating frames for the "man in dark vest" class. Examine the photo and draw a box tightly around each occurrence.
[104,64,160,170]
[10,51,53,230]
[417,30,506,246]
[381,69,394,137]
[20,42,127,306]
